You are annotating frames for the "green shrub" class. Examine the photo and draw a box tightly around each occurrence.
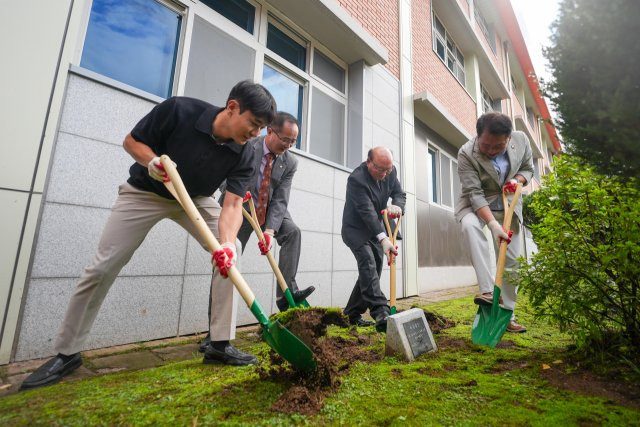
[518,155,640,362]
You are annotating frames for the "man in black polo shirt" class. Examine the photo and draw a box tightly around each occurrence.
[20,80,276,391]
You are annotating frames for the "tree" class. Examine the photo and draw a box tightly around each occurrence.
[544,0,640,180]
[519,155,640,362]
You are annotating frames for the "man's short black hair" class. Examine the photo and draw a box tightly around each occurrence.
[476,112,513,137]
[271,111,299,130]
[227,80,277,124]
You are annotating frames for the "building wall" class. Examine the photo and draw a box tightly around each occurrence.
[338,0,400,79]
[411,0,477,136]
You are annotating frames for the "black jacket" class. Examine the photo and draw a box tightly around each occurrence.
[341,162,406,249]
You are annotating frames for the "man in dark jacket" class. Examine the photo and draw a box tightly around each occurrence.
[342,146,406,332]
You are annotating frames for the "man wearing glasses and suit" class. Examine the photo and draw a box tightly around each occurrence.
[201,111,315,351]
[342,146,406,332]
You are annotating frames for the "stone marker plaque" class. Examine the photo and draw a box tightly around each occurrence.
[403,317,434,357]
[385,308,437,361]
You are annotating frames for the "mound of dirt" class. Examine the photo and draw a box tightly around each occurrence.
[421,309,457,333]
[258,308,382,415]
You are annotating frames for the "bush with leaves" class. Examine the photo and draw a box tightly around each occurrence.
[518,155,640,362]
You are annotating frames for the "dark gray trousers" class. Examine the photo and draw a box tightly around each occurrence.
[344,238,390,322]
[208,211,302,317]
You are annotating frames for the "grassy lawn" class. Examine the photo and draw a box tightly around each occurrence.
[1,295,638,426]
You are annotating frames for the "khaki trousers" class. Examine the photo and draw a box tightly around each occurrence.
[54,183,239,355]
[460,211,521,318]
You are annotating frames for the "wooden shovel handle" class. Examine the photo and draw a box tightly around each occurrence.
[382,210,401,309]
[159,155,256,307]
[241,204,289,294]
[495,183,523,287]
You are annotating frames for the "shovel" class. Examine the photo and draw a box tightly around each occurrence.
[382,210,402,315]
[241,192,310,310]
[159,155,316,372]
[471,183,523,348]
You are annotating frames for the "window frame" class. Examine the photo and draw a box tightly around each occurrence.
[473,2,496,54]
[427,142,457,211]
[432,12,466,87]
[76,0,187,100]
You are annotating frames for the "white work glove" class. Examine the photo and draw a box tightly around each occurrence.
[212,242,237,278]
[387,204,402,219]
[258,230,274,255]
[488,219,511,245]
[147,156,168,182]
[380,237,398,259]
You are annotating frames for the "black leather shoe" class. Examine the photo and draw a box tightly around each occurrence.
[349,317,375,327]
[198,334,211,353]
[292,286,315,303]
[375,315,389,333]
[276,299,289,312]
[203,344,257,366]
[20,353,82,391]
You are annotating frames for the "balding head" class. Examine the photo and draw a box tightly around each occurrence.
[366,146,394,181]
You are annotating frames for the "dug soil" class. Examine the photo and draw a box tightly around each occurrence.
[261,308,456,415]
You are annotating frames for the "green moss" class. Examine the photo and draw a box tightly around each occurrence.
[1,295,638,425]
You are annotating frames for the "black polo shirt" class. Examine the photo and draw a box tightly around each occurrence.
[128,97,255,200]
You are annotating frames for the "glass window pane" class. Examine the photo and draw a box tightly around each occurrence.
[201,0,255,34]
[441,156,452,207]
[262,64,304,148]
[312,50,344,92]
[310,87,345,164]
[267,23,306,70]
[434,16,445,36]
[428,148,438,203]
[80,0,181,98]
[436,39,445,60]
[184,16,255,106]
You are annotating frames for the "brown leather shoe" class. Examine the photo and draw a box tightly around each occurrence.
[474,292,493,305]
[506,320,527,333]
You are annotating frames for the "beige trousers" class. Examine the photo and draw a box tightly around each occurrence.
[461,211,521,317]
[54,183,239,355]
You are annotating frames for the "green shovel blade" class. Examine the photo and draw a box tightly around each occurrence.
[471,286,512,348]
[261,320,316,372]
[250,300,316,372]
[283,288,310,309]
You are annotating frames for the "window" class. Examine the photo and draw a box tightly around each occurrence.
[262,64,304,147]
[201,0,255,34]
[511,75,517,93]
[427,148,439,204]
[481,84,493,114]
[533,159,541,182]
[427,145,457,209]
[267,22,306,70]
[474,2,496,53]
[80,0,182,98]
[527,108,536,130]
[261,18,347,166]
[432,14,465,86]
[313,50,345,92]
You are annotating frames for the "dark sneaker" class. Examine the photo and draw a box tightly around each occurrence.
[20,353,82,391]
[349,317,374,327]
[506,321,527,333]
[203,344,257,366]
[474,292,494,306]
[198,334,211,353]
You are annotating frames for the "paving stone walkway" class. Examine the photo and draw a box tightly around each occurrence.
[0,286,476,397]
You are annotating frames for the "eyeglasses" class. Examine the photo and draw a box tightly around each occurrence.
[269,127,297,146]
[370,161,393,174]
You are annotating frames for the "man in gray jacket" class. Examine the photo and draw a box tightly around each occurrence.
[455,112,534,333]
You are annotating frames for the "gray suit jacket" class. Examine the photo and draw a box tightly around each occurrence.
[220,136,297,233]
[454,131,533,223]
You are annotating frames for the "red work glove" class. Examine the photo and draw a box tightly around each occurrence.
[386,204,402,219]
[502,179,518,194]
[499,229,514,245]
[243,191,252,202]
[258,232,272,255]
[212,242,237,278]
